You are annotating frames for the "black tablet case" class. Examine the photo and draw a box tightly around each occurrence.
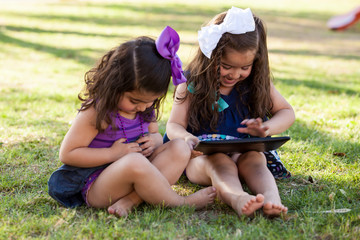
[194,136,290,155]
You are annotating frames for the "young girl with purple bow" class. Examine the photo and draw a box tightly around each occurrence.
[48,26,216,217]
[166,7,295,217]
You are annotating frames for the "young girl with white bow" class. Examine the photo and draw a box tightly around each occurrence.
[166,7,295,217]
[48,26,216,217]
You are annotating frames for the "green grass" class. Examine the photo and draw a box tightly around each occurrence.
[1,0,360,239]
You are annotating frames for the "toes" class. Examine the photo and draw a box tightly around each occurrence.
[108,207,128,217]
[263,202,273,210]
[240,195,264,216]
[108,207,115,215]
[263,202,287,217]
[117,209,128,217]
[207,186,216,194]
[255,194,265,203]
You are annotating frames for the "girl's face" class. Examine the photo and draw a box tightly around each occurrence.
[117,90,161,116]
[219,48,256,94]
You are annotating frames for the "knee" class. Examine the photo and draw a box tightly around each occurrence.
[113,152,151,176]
[211,153,235,165]
[238,151,266,172]
[167,138,191,161]
[209,153,237,172]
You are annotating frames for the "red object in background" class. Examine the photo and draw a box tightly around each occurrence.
[327,6,360,31]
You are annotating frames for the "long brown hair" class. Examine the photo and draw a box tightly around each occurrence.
[79,36,171,132]
[182,11,273,132]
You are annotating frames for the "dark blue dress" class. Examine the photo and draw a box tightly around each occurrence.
[188,87,250,138]
[164,88,291,179]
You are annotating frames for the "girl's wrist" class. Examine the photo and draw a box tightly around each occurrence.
[264,129,270,137]
[107,146,120,163]
[184,134,196,142]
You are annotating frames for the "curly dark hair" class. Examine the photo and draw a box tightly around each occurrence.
[78,36,171,132]
[181,11,273,132]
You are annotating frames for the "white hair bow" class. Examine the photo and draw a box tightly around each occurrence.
[198,7,255,59]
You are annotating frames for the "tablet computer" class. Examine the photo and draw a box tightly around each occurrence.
[194,136,290,155]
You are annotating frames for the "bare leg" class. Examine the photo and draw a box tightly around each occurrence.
[88,153,215,213]
[108,139,191,217]
[107,191,141,217]
[237,151,287,217]
[186,153,263,217]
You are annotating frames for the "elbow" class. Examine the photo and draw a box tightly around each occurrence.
[288,107,296,127]
[59,152,68,165]
[165,122,173,140]
[59,149,71,165]
[165,122,179,140]
[291,107,296,123]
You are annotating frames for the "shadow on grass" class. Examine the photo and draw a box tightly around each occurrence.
[0,31,101,66]
[278,76,360,97]
[0,135,63,193]
[277,173,360,216]
[270,48,360,61]
[3,171,359,228]
[96,2,222,18]
[4,25,134,39]
[287,118,360,163]
[1,1,359,66]
[1,2,223,32]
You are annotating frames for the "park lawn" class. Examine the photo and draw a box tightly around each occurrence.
[0,0,359,239]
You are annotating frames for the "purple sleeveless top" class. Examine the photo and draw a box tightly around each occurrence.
[88,113,151,148]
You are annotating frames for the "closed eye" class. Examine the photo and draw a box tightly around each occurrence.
[221,64,232,70]
[130,99,139,104]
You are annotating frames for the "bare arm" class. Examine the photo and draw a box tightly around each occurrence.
[59,107,142,167]
[237,83,295,137]
[265,84,295,135]
[166,83,200,149]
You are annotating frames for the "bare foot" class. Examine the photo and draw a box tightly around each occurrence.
[184,187,216,209]
[263,202,287,218]
[234,193,264,217]
[108,192,142,217]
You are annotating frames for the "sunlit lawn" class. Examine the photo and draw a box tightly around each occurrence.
[1,0,359,239]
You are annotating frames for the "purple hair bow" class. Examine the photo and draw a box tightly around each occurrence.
[156,26,187,86]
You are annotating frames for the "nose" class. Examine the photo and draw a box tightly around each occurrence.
[136,103,147,112]
[136,102,153,112]
[230,69,242,79]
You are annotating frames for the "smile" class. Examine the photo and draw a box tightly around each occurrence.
[222,77,237,85]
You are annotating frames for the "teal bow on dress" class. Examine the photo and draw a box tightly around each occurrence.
[187,83,229,112]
